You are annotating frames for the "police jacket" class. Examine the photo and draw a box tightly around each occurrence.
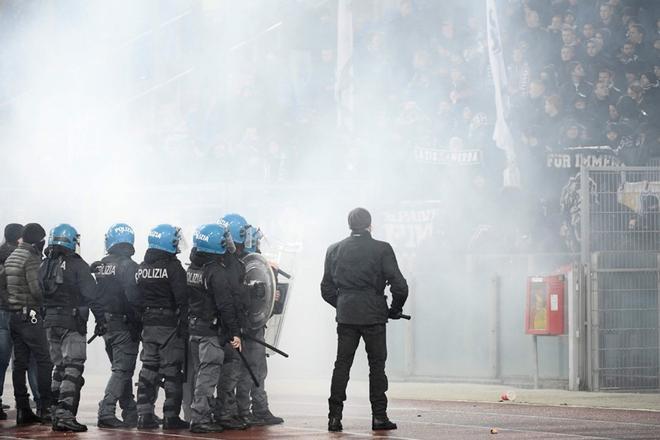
[40,246,105,330]
[187,250,240,338]
[223,251,251,327]
[4,242,43,312]
[321,230,408,325]
[0,242,18,310]
[92,243,141,322]
[137,248,188,327]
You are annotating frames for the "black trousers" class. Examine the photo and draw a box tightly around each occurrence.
[9,314,53,409]
[328,323,387,418]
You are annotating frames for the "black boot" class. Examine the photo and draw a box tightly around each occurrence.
[328,416,343,432]
[98,416,126,428]
[137,414,160,430]
[218,416,248,430]
[252,409,284,426]
[0,407,7,421]
[37,405,52,424]
[372,415,397,430]
[122,411,138,428]
[52,418,88,432]
[16,407,41,426]
[190,422,224,433]
[162,416,189,430]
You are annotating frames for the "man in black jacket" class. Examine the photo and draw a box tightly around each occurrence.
[0,223,23,420]
[135,224,189,430]
[321,207,408,432]
[5,223,54,426]
[94,224,141,428]
[40,224,107,432]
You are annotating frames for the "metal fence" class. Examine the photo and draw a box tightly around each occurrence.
[581,167,660,391]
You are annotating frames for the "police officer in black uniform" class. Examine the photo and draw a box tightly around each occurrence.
[40,223,107,432]
[218,213,283,427]
[4,223,53,425]
[94,223,141,428]
[186,224,242,433]
[321,207,409,432]
[135,224,189,430]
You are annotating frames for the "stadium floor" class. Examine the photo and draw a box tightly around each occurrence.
[1,394,659,439]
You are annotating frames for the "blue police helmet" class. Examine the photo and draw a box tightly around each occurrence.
[48,224,80,251]
[221,213,251,244]
[105,223,135,252]
[148,224,181,254]
[244,227,263,254]
[193,224,227,255]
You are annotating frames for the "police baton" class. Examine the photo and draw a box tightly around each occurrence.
[400,314,411,320]
[235,347,260,388]
[87,333,98,344]
[275,268,292,279]
[241,332,289,358]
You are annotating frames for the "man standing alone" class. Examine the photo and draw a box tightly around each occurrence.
[321,207,408,432]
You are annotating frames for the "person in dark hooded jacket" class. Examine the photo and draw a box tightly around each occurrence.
[0,223,23,420]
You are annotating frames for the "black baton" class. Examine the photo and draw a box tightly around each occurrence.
[400,314,411,320]
[276,268,292,279]
[242,333,289,358]
[235,347,259,387]
[87,333,98,344]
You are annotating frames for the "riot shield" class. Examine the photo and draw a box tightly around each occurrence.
[243,253,277,330]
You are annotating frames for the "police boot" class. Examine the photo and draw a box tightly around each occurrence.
[162,416,189,430]
[37,404,52,424]
[52,418,88,432]
[98,416,126,429]
[372,415,397,430]
[328,416,343,432]
[218,416,248,430]
[236,414,252,427]
[251,409,284,426]
[190,422,224,433]
[122,411,138,428]
[16,407,41,426]
[137,414,160,430]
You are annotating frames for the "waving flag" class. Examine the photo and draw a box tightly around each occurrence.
[487,0,520,187]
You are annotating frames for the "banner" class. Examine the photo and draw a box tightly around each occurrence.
[546,146,621,169]
[414,147,482,165]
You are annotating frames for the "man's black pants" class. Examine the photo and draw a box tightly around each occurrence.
[328,323,387,419]
[9,314,53,409]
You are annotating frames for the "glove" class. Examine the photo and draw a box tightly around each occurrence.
[388,308,403,320]
[250,282,266,299]
[95,320,108,336]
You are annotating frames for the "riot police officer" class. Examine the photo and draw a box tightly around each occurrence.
[219,213,283,427]
[135,224,189,430]
[94,223,141,428]
[40,224,107,432]
[4,223,53,425]
[321,208,408,432]
[187,224,242,433]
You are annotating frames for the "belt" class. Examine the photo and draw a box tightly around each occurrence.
[144,307,176,315]
[105,312,128,321]
[45,306,77,315]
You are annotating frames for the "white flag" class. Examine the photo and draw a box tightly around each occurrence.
[487,0,520,187]
[335,0,354,132]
